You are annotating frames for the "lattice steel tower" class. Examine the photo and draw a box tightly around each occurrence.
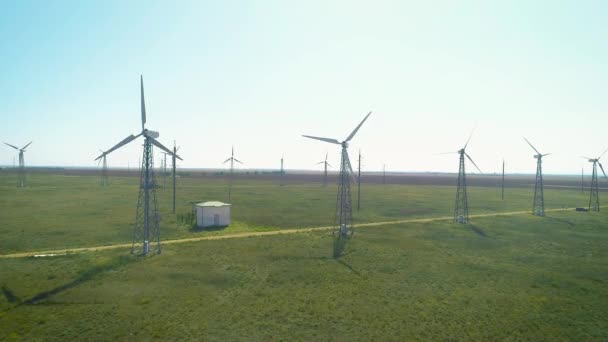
[4,142,32,187]
[280,155,285,186]
[97,151,109,187]
[453,150,469,223]
[223,146,243,202]
[303,111,372,258]
[132,138,160,255]
[95,76,182,256]
[524,138,549,217]
[357,149,362,211]
[583,148,608,212]
[447,133,482,224]
[317,152,331,187]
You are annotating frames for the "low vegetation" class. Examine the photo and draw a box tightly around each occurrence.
[0,172,606,340]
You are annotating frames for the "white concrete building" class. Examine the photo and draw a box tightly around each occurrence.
[195,201,231,228]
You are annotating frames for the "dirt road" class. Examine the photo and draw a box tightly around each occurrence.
[0,206,587,259]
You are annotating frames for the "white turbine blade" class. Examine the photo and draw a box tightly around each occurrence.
[542,153,551,157]
[326,162,332,168]
[4,142,19,150]
[104,133,140,157]
[599,162,608,179]
[302,135,341,145]
[598,147,608,160]
[523,137,541,155]
[234,158,244,164]
[149,137,183,160]
[581,156,593,160]
[223,157,231,164]
[345,154,357,183]
[345,111,372,142]
[463,128,475,150]
[21,141,33,150]
[465,152,483,173]
[435,151,456,155]
[316,161,325,165]
[140,75,146,131]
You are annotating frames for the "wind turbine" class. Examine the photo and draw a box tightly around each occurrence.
[95,75,182,256]
[357,149,362,211]
[441,131,482,224]
[501,159,505,200]
[316,152,331,187]
[280,155,285,186]
[97,149,109,187]
[223,146,243,202]
[303,111,372,258]
[383,164,386,184]
[524,137,549,216]
[582,147,608,211]
[4,141,32,187]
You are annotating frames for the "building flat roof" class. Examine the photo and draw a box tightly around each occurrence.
[195,201,231,207]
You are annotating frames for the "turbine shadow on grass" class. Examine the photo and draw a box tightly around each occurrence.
[19,255,136,306]
[544,216,575,227]
[469,224,488,237]
[335,259,361,276]
[1,286,20,303]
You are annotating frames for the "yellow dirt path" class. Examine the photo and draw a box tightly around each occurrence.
[0,206,585,259]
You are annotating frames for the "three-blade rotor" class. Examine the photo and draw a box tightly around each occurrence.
[523,137,549,159]
[438,130,482,173]
[582,147,608,179]
[302,111,372,147]
[95,76,182,162]
[4,141,32,152]
[223,146,243,164]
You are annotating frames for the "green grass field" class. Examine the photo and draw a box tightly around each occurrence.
[1,172,607,340]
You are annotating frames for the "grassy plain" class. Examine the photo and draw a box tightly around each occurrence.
[0,172,592,254]
[1,171,607,340]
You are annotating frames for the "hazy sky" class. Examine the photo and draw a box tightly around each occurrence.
[1,0,607,174]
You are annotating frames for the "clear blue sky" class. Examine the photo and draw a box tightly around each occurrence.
[1,0,607,174]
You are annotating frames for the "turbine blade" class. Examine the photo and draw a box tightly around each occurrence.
[523,137,541,155]
[316,161,325,165]
[140,75,146,131]
[104,133,140,157]
[542,153,551,157]
[4,143,19,150]
[223,157,231,164]
[345,111,372,142]
[326,162,331,168]
[234,158,244,164]
[21,141,33,150]
[581,156,593,160]
[346,154,357,183]
[435,152,456,155]
[598,147,608,160]
[302,135,341,145]
[463,128,475,150]
[599,162,608,179]
[465,152,482,173]
[149,137,183,160]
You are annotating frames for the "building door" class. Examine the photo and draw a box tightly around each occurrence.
[214,214,220,226]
